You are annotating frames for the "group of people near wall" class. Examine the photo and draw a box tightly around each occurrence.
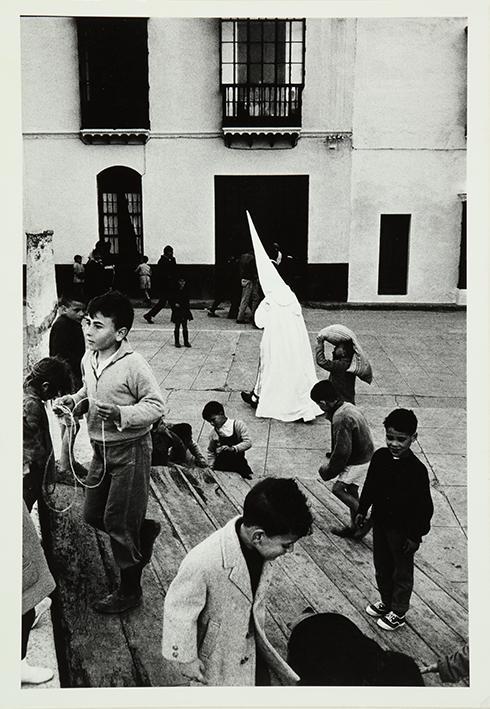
[22,217,468,688]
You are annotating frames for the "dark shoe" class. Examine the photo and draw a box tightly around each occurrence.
[207,310,217,317]
[184,342,191,348]
[330,525,355,538]
[143,313,153,324]
[93,588,142,614]
[140,520,161,565]
[351,518,372,540]
[377,611,406,631]
[366,600,389,618]
[175,342,181,348]
[326,452,332,459]
[239,471,253,480]
[241,391,258,409]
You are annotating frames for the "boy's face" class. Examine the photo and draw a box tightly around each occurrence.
[385,426,417,458]
[252,530,299,561]
[83,312,127,353]
[207,413,227,430]
[62,301,85,322]
[317,398,336,419]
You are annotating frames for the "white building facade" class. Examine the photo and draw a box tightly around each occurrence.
[21,16,467,303]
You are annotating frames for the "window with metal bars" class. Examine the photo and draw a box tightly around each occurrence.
[220,19,305,127]
[97,167,144,261]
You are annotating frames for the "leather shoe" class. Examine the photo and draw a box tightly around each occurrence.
[93,589,142,614]
[241,391,258,409]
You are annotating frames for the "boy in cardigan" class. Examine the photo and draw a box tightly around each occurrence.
[53,291,165,614]
[162,477,313,686]
[202,400,253,479]
[355,408,433,631]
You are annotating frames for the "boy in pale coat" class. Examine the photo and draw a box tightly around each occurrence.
[162,477,313,686]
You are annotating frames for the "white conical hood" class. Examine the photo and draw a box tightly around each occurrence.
[246,211,297,307]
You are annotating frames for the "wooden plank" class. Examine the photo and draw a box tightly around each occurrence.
[39,486,138,687]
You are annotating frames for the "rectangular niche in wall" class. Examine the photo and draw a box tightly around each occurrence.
[377,214,411,295]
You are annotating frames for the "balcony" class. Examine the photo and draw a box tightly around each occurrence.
[221,83,302,148]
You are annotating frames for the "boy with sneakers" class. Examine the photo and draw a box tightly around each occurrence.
[202,400,253,479]
[355,408,433,631]
[53,291,165,614]
[162,477,313,686]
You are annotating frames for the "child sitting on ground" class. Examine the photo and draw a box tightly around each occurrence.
[355,408,433,631]
[202,400,253,479]
[162,477,313,686]
[53,290,166,615]
[49,292,87,481]
[23,357,73,511]
[151,418,207,468]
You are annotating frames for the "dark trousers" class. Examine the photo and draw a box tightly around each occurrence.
[22,608,35,659]
[147,287,171,317]
[23,470,43,513]
[372,524,415,616]
[174,321,189,344]
[84,434,152,569]
[214,450,253,478]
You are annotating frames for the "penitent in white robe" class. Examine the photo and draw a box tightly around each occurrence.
[246,212,322,422]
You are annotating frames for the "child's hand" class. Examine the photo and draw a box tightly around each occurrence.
[178,658,207,684]
[52,396,74,415]
[420,662,438,674]
[95,401,121,424]
[403,538,419,554]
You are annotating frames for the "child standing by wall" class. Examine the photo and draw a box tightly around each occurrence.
[162,477,313,686]
[355,408,433,631]
[23,357,73,511]
[49,293,86,478]
[135,255,152,306]
[202,400,253,479]
[53,291,166,614]
[170,276,192,348]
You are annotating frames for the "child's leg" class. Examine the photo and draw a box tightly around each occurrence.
[387,529,415,616]
[372,524,395,610]
[331,480,360,528]
[174,322,181,347]
[83,442,112,531]
[215,450,253,479]
[182,321,190,346]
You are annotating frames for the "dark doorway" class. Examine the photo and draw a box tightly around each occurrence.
[377,214,411,295]
[214,175,309,295]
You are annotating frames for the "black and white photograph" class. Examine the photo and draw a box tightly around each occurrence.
[4,0,490,707]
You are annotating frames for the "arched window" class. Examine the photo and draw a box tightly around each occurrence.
[97,166,144,262]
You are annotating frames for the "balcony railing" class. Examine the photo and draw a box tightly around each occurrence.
[222,84,303,127]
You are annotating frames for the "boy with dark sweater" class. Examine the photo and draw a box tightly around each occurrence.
[355,408,433,631]
[54,291,166,614]
[49,293,86,476]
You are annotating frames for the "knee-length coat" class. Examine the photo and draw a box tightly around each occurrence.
[162,516,299,686]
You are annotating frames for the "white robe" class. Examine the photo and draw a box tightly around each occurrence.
[246,212,322,422]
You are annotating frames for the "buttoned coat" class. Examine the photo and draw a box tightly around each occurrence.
[162,517,299,686]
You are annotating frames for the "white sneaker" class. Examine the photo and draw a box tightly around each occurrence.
[21,658,54,684]
[32,597,52,629]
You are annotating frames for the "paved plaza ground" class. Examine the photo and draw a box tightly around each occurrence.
[26,305,467,688]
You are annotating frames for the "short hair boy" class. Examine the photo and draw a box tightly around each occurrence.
[310,380,374,539]
[355,408,433,630]
[53,290,165,614]
[202,400,253,479]
[49,292,87,477]
[162,477,313,686]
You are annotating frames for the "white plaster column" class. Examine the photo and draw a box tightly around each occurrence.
[25,230,58,367]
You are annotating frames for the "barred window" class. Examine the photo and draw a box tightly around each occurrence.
[97,167,144,259]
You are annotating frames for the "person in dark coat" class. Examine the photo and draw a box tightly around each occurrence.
[84,252,110,300]
[144,245,177,323]
[22,501,56,684]
[287,610,424,686]
[171,276,193,348]
[207,254,241,319]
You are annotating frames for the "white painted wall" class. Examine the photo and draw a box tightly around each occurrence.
[348,149,466,302]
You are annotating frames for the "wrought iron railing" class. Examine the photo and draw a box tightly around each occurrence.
[222,84,303,127]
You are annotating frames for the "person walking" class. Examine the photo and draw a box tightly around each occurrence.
[144,245,177,323]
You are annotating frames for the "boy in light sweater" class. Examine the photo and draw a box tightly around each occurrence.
[54,291,165,614]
